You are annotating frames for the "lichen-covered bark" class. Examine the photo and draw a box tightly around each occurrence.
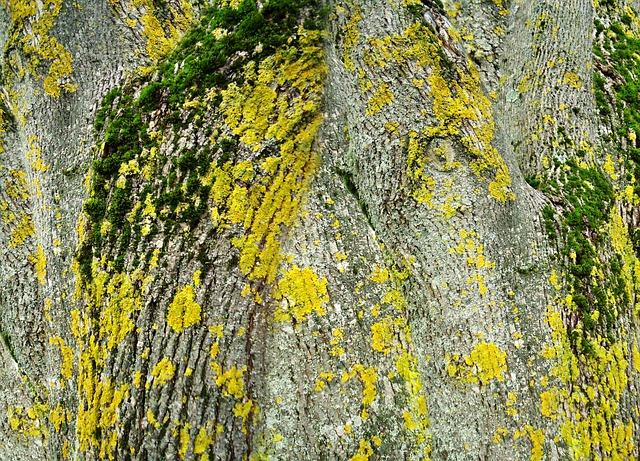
[0,0,638,460]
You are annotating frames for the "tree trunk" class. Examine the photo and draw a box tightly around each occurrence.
[0,0,638,460]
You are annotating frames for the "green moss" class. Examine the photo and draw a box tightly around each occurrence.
[542,205,557,242]
[136,0,322,115]
[94,88,121,132]
[541,160,616,353]
[78,0,326,287]
[83,198,106,221]
[525,174,541,189]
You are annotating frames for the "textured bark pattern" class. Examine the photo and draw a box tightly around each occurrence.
[0,0,638,460]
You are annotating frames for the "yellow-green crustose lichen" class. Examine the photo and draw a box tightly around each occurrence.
[109,0,194,63]
[67,2,330,457]
[1,0,76,96]
[446,341,507,385]
[339,7,514,203]
[218,27,327,284]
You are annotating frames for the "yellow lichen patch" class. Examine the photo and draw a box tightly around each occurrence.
[167,285,202,333]
[7,402,49,441]
[232,399,256,424]
[147,410,160,429]
[100,272,144,349]
[218,28,327,283]
[540,387,559,420]
[360,22,514,201]
[212,364,245,399]
[549,270,561,290]
[350,439,374,461]
[563,72,582,89]
[194,425,215,454]
[493,426,508,444]
[6,170,29,200]
[395,351,431,450]
[76,378,130,456]
[28,244,47,284]
[450,229,496,269]
[542,303,636,460]
[315,371,335,392]
[370,265,390,283]
[8,212,34,247]
[218,0,243,8]
[371,316,408,354]
[330,327,346,357]
[48,403,66,432]
[274,266,329,323]
[222,79,277,148]
[341,3,363,72]
[447,341,507,385]
[350,364,378,408]
[27,135,50,173]
[178,424,191,459]
[514,425,544,461]
[151,358,176,387]
[505,392,517,417]
[49,336,74,380]
[603,154,618,180]
[3,0,77,96]
[71,255,152,460]
[609,210,639,307]
[366,81,394,115]
[359,258,431,450]
[137,0,193,61]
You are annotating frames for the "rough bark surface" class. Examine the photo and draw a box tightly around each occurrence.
[0,0,638,460]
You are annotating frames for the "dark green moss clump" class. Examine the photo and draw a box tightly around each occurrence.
[138,0,323,114]
[536,11,640,355]
[594,17,640,198]
[563,163,616,352]
[77,0,324,283]
[541,157,617,355]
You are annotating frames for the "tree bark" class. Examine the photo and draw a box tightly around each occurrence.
[0,0,638,460]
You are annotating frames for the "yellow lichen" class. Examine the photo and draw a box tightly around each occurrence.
[371,316,408,354]
[212,365,245,399]
[342,4,363,72]
[138,0,193,61]
[151,358,176,387]
[542,298,636,460]
[3,0,77,96]
[194,425,214,454]
[549,270,561,290]
[540,388,559,420]
[358,22,514,201]
[563,72,582,89]
[167,285,202,333]
[274,266,329,323]
[49,336,73,380]
[76,379,130,455]
[218,27,327,283]
[366,81,394,115]
[7,402,49,441]
[347,364,378,408]
[448,341,507,384]
[48,403,65,432]
[8,212,34,247]
[28,244,47,284]
[514,425,544,461]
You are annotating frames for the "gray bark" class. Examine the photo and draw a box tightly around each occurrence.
[0,0,638,460]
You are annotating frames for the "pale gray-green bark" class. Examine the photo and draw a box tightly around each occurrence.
[0,0,638,460]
